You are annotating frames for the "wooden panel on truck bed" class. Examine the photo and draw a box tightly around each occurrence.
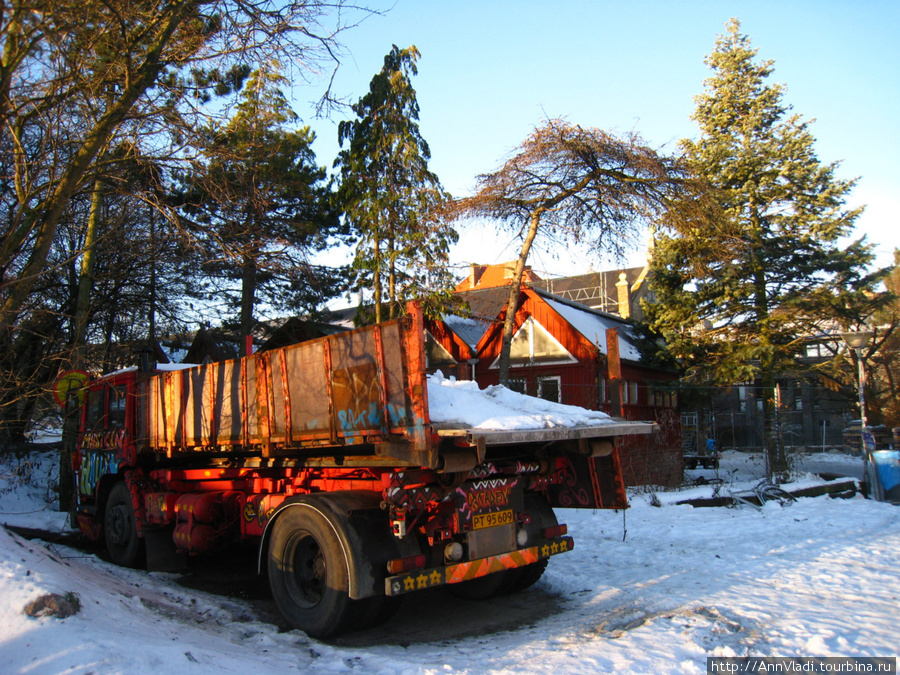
[280,340,333,442]
[330,326,382,439]
[212,360,242,443]
[143,307,431,459]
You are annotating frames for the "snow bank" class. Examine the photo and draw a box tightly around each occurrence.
[426,371,615,430]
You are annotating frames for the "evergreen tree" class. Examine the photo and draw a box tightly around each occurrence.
[179,63,340,350]
[868,250,899,427]
[336,45,457,324]
[647,19,880,478]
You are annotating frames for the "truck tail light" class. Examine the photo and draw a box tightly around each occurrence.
[386,554,426,575]
[542,524,568,539]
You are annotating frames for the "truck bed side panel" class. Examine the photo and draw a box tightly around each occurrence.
[141,312,431,458]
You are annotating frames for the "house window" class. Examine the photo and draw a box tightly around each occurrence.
[805,342,832,359]
[537,376,561,403]
[599,378,609,403]
[622,381,639,405]
[492,316,576,368]
[650,387,675,407]
[424,331,457,369]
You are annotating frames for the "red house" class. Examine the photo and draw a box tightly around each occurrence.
[426,281,682,487]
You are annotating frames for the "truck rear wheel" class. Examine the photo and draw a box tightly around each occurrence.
[105,481,144,568]
[450,494,558,600]
[495,493,557,595]
[447,568,511,600]
[267,504,355,639]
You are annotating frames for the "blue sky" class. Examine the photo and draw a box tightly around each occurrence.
[301,1,899,279]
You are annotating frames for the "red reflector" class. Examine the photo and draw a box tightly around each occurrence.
[542,524,568,539]
[386,554,426,575]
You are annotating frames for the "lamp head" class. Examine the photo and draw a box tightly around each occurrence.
[842,330,874,350]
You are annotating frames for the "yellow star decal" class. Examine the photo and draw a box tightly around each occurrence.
[430,570,442,585]
[541,544,551,557]
[404,576,416,591]
[416,574,429,589]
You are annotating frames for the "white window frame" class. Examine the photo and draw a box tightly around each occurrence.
[622,380,638,405]
[489,316,577,369]
[537,375,562,403]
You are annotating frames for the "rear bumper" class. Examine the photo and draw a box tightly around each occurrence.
[384,535,574,596]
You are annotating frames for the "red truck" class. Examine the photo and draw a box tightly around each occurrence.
[72,303,651,638]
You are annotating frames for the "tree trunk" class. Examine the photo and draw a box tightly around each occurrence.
[61,178,103,516]
[148,206,157,341]
[240,254,257,357]
[388,233,396,320]
[748,197,788,481]
[72,180,103,352]
[498,209,543,386]
[0,2,192,332]
[760,364,788,481]
[373,235,382,324]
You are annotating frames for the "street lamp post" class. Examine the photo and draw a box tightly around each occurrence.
[842,330,874,497]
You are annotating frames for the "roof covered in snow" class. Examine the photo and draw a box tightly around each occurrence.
[541,294,643,362]
[444,286,644,363]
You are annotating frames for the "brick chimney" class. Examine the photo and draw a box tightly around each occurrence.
[616,272,631,319]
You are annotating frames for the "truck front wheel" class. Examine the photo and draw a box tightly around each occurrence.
[104,481,144,568]
[267,505,354,639]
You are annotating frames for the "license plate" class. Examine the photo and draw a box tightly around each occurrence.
[472,509,514,530]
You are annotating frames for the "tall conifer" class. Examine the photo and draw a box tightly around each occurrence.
[648,19,878,478]
[336,45,456,323]
[179,63,338,350]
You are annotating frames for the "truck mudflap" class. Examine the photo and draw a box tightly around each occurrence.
[384,535,574,596]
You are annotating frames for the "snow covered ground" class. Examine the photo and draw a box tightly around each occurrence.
[1,445,897,674]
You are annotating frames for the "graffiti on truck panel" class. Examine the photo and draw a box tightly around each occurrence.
[550,458,592,508]
[78,450,120,498]
[81,427,128,452]
[469,460,543,479]
[337,402,380,432]
[337,402,408,433]
[456,478,518,518]
[333,363,378,432]
[332,362,408,433]
[384,484,446,509]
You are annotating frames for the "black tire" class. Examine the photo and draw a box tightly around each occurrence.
[447,569,511,600]
[267,504,355,639]
[451,494,557,600]
[351,594,402,631]
[496,493,556,595]
[105,481,144,568]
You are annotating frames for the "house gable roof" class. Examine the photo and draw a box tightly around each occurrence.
[445,285,643,364]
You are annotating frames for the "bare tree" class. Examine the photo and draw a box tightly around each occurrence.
[448,118,691,385]
[0,0,372,335]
